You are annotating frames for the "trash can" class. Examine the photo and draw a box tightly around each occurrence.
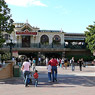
[13,65,21,77]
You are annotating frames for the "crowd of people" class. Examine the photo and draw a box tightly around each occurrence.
[20,55,85,87]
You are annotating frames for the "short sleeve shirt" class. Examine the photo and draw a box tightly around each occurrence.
[23,61,31,72]
[48,58,58,66]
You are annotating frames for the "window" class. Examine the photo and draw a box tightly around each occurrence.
[40,35,49,45]
[53,35,61,44]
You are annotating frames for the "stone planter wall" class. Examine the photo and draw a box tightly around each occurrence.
[0,61,14,79]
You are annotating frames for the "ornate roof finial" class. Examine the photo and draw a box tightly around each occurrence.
[26,19,28,24]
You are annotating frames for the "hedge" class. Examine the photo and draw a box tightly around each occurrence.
[66,55,95,62]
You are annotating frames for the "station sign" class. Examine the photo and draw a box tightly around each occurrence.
[12,51,18,57]
[16,30,37,35]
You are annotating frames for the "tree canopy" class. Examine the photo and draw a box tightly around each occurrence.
[85,22,95,53]
[0,0,15,47]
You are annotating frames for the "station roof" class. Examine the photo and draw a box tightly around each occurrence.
[38,30,63,33]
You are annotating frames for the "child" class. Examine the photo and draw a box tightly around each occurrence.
[33,70,39,87]
[47,63,52,82]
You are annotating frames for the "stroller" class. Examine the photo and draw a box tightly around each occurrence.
[24,71,32,87]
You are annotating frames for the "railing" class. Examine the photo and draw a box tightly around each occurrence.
[1,43,86,49]
[14,43,65,48]
[65,44,86,49]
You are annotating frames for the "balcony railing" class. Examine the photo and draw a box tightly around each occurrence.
[14,43,65,48]
[1,43,86,49]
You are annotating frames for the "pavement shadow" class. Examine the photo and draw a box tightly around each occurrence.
[0,77,24,85]
[62,75,95,87]
[0,70,95,87]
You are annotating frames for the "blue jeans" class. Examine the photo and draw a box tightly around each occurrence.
[71,64,75,71]
[34,78,38,87]
[48,72,51,81]
[52,66,57,82]
[23,71,30,85]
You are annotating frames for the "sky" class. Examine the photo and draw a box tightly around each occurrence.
[5,0,95,33]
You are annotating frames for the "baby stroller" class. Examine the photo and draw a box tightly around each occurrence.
[24,71,32,87]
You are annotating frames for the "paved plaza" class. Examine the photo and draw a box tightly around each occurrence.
[0,66,95,95]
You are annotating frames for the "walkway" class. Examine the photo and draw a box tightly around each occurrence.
[0,66,95,95]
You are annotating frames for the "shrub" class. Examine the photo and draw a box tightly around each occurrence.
[66,55,95,62]
[1,52,11,61]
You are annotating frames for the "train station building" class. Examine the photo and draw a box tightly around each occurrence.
[0,22,92,61]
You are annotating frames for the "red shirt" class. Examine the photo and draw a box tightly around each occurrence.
[48,58,58,66]
[33,72,38,79]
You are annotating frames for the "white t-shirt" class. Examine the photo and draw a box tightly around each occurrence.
[22,61,31,72]
[57,59,59,63]
[47,65,52,72]
[46,58,48,65]
[61,59,64,63]
[39,58,41,61]
[70,59,74,64]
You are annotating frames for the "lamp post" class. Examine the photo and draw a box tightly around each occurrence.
[7,39,15,60]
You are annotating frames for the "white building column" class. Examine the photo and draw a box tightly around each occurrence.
[60,33,64,45]
[49,35,53,44]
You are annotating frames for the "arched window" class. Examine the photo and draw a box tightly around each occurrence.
[40,35,49,45]
[53,35,61,44]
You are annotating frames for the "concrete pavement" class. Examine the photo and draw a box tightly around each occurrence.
[0,66,95,95]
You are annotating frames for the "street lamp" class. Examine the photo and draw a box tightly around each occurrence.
[7,39,15,59]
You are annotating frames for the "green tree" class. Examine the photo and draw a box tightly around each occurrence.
[0,0,15,47]
[85,22,95,53]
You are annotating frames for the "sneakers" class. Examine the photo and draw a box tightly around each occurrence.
[54,78,57,82]
[52,80,54,82]
[55,79,57,82]
[48,80,51,83]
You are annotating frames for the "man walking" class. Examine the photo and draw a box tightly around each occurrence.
[70,57,75,71]
[48,56,58,82]
[78,58,83,71]
[21,58,31,86]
